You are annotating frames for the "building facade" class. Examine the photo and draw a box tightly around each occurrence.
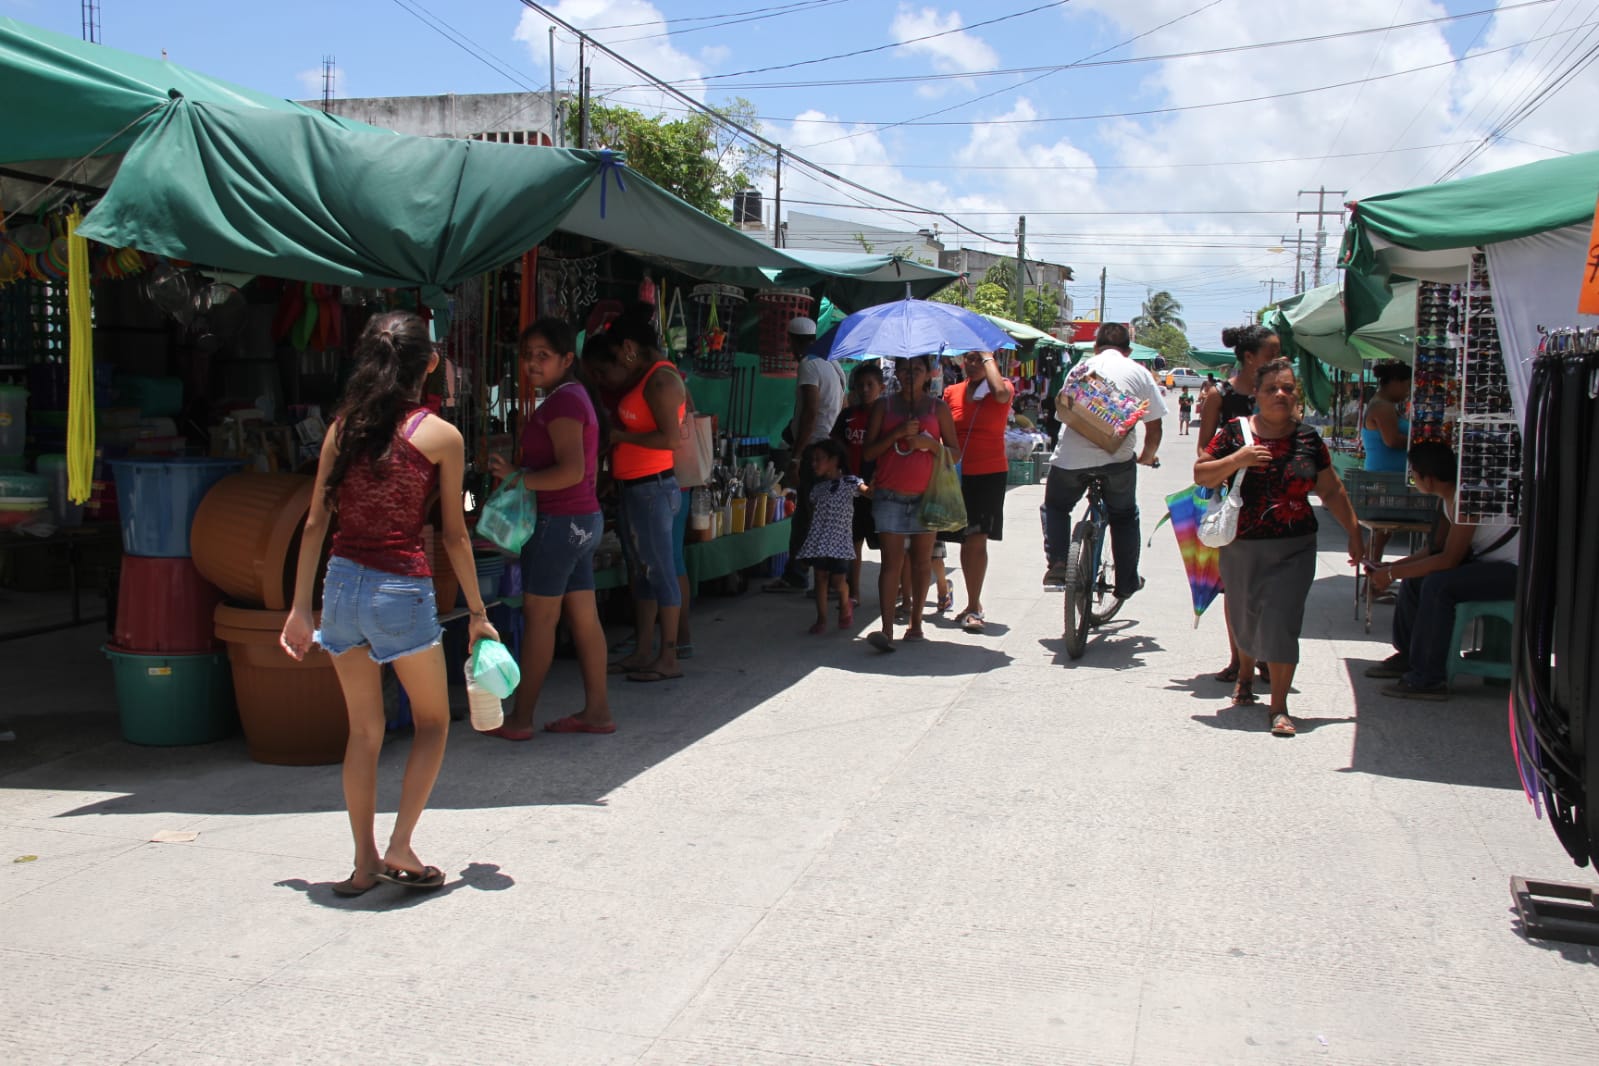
[301,91,564,145]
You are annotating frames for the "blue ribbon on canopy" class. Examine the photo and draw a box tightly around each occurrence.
[597,149,627,220]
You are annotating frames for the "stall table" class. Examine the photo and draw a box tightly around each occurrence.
[685,520,790,593]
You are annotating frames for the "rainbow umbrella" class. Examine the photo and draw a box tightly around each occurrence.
[1150,485,1223,626]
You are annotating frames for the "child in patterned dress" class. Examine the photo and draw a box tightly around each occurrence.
[797,438,862,634]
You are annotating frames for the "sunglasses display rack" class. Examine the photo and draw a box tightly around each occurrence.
[1454,252,1520,526]
[1412,280,1460,446]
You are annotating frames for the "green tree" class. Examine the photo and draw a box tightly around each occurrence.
[1022,288,1059,332]
[983,260,1016,292]
[1132,290,1186,333]
[1138,322,1192,366]
[967,282,1013,319]
[570,99,770,223]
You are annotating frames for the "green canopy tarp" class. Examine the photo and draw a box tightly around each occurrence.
[1341,149,1599,332]
[982,313,1067,348]
[1271,280,1416,373]
[1188,348,1236,370]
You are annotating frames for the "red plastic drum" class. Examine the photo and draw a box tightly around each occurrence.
[115,555,225,653]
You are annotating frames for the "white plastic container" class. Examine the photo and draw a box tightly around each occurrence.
[36,454,83,527]
[465,670,505,732]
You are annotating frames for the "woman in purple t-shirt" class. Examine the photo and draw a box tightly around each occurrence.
[485,318,612,739]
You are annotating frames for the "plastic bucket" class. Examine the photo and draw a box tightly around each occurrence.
[115,556,224,653]
[215,605,348,766]
[107,458,242,557]
[103,646,237,746]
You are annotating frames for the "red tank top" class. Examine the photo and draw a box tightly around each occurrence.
[330,409,438,576]
[612,361,684,481]
[872,399,938,495]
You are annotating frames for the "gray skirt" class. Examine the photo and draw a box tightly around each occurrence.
[1218,533,1318,664]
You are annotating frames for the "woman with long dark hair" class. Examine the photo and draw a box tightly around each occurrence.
[281,311,498,895]
[583,302,688,684]
[485,318,612,738]
[1198,324,1280,685]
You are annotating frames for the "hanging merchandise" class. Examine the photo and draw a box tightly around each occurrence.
[1411,280,1460,446]
[535,247,604,323]
[663,284,688,360]
[64,205,95,505]
[1455,253,1519,525]
[1511,327,1599,877]
[689,284,745,378]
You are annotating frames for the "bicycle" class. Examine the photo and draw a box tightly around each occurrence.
[1061,474,1125,659]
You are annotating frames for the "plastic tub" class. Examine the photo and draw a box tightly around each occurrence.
[0,497,48,528]
[214,604,348,765]
[34,454,82,527]
[115,556,225,653]
[0,385,26,457]
[0,471,48,498]
[107,457,242,557]
[103,646,237,746]
[190,473,313,610]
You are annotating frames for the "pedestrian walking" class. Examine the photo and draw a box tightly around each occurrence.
[1198,325,1280,686]
[583,302,687,684]
[1363,441,1519,700]
[1195,358,1364,736]
[796,438,861,634]
[484,317,612,739]
[1177,388,1192,435]
[280,311,498,896]
[863,354,958,652]
[768,316,846,592]
[942,349,1014,634]
[833,361,885,607]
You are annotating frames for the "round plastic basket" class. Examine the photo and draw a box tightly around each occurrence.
[755,288,814,377]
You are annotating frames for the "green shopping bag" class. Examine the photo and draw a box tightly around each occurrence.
[470,638,521,699]
[477,477,537,556]
[918,448,968,533]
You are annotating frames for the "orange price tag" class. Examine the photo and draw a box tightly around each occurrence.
[1580,195,1599,316]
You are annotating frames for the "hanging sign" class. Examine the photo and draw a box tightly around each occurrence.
[1579,194,1599,316]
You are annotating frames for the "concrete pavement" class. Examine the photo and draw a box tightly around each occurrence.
[3,425,1598,1064]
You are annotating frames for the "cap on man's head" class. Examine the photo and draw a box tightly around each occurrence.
[788,316,818,337]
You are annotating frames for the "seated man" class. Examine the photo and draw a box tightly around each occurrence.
[1363,441,1519,700]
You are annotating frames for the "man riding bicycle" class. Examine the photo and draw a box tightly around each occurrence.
[1041,322,1165,599]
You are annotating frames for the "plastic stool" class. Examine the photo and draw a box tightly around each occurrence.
[1446,600,1515,684]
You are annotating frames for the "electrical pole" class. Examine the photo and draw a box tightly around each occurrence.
[1262,278,1288,305]
[773,147,783,248]
[1297,187,1346,289]
[1014,216,1027,322]
[577,37,589,149]
[1098,267,1108,322]
[549,27,559,147]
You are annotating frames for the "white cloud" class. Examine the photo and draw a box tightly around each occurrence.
[294,65,347,99]
[889,5,1000,74]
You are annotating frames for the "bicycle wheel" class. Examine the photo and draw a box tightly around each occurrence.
[1062,521,1095,659]
[1090,541,1124,626]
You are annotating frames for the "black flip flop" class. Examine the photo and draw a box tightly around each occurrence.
[375,865,446,890]
[331,871,382,898]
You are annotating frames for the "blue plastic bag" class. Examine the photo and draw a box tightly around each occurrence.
[477,477,536,556]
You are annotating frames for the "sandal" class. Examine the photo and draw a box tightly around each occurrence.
[545,714,616,735]
[939,592,955,614]
[867,631,896,654]
[1231,682,1258,706]
[838,607,854,630]
[375,864,446,890]
[903,628,926,642]
[331,869,383,898]
[808,620,828,636]
[1270,710,1297,737]
[1216,663,1241,684]
[962,610,985,634]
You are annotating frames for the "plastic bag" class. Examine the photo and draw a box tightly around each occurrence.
[477,476,537,556]
[469,638,521,699]
[1197,417,1254,549]
[918,448,969,533]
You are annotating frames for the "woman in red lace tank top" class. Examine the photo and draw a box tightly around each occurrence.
[281,312,498,897]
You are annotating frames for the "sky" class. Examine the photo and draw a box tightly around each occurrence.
[7,0,1599,345]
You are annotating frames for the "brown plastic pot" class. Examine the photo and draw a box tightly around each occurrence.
[214,604,348,766]
[424,525,459,612]
[192,474,313,610]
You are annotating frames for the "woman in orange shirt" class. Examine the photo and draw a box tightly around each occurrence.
[583,302,688,683]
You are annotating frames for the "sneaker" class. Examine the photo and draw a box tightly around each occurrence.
[1382,678,1449,701]
[1113,577,1146,601]
[1042,565,1067,588]
[1363,654,1409,679]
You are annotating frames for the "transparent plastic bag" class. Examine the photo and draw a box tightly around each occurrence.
[469,638,521,699]
[918,448,969,533]
[478,477,537,556]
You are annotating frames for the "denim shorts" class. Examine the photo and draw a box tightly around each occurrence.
[315,556,442,664]
[872,489,931,536]
[520,511,602,598]
[618,473,682,606]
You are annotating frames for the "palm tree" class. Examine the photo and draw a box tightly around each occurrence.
[1133,291,1186,333]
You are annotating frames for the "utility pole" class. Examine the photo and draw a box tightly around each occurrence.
[577,37,589,149]
[1098,267,1108,322]
[1297,187,1347,289]
[1278,231,1313,294]
[1014,216,1027,323]
[549,27,559,147]
[773,147,783,248]
[1262,278,1288,305]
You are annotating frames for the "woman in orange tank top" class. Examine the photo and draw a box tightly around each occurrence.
[583,302,688,684]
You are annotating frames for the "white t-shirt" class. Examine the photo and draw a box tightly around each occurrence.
[1469,522,1519,565]
[794,355,846,446]
[1051,351,1169,470]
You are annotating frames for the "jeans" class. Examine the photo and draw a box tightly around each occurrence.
[1392,561,1518,686]
[1041,460,1141,598]
[315,556,441,664]
[782,442,820,584]
[520,512,603,598]
[618,474,683,607]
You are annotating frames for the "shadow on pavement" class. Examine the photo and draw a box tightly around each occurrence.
[1191,703,1355,735]
[1037,620,1164,671]
[276,862,515,911]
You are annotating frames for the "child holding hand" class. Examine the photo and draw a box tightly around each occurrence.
[796,438,862,634]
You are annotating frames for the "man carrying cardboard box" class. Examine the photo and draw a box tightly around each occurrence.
[1041,321,1166,595]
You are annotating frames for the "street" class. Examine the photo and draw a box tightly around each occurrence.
[3,418,1597,1065]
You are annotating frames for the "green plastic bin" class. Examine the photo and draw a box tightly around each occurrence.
[104,646,237,746]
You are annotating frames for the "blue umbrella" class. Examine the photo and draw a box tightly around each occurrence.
[826,299,1018,362]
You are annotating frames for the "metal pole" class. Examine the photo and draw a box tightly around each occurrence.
[1014,215,1027,323]
[577,37,588,149]
[548,26,559,146]
[1098,267,1108,321]
[773,147,783,247]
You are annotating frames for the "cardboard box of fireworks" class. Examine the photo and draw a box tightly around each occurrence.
[1056,372,1149,454]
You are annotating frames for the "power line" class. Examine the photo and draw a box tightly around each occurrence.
[600,1,852,44]
[387,0,544,94]
[796,141,1481,172]
[583,0,844,33]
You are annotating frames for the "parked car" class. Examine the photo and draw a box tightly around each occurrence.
[1166,368,1206,390]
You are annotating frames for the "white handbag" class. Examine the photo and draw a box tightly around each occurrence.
[1198,417,1255,549]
